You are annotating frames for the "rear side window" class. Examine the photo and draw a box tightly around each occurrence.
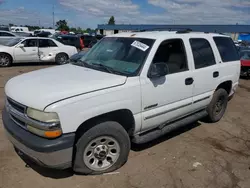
[213,37,239,62]
[190,38,216,69]
[39,39,57,47]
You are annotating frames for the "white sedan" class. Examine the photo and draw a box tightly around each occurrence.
[0,37,77,67]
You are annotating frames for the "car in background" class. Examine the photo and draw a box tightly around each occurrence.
[35,31,52,37]
[0,31,18,45]
[55,35,84,51]
[240,50,250,78]
[79,35,97,48]
[0,37,77,67]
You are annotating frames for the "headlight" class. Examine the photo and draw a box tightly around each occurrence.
[27,107,59,123]
[26,107,62,138]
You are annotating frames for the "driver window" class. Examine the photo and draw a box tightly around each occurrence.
[152,39,188,74]
[22,39,37,47]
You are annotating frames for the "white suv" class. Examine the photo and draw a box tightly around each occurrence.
[2,31,240,174]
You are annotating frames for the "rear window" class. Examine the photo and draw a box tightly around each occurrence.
[213,37,239,62]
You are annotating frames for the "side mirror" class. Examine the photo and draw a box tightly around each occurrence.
[17,43,24,48]
[148,63,169,78]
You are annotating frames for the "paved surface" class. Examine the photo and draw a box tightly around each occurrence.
[1,64,250,188]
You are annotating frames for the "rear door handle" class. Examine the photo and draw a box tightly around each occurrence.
[213,71,219,78]
[185,77,194,85]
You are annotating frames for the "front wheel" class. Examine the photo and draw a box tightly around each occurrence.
[206,88,228,123]
[73,121,130,175]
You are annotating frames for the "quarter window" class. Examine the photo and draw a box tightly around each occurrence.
[213,37,239,62]
[152,39,188,74]
[190,38,216,69]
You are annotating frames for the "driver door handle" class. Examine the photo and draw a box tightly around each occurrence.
[185,77,194,85]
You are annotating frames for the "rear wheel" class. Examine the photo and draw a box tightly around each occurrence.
[206,88,228,122]
[55,53,68,65]
[0,53,12,67]
[73,121,130,175]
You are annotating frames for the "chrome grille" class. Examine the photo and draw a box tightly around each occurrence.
[7,98,26,113]
[6,97,27,129]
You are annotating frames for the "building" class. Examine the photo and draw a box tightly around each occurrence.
[97,24,250,41]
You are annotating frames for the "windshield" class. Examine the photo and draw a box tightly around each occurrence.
[240,51,250,60]
[75,37,155,76]
[3,37,23,46]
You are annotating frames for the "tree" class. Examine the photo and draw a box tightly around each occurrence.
[56,20,69,31]
[86,28,91,32]
[108,16,115,25]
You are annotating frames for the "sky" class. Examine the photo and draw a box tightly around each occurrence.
[0,0,249,29]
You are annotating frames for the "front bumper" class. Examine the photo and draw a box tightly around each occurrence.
[2,108,75,169]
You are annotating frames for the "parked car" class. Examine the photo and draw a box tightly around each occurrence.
[80,35,97,48]
[0,31,17,45]
[0,37,77,67]
[55,35,84,51]
[239,50,250,77]
[2,31,240,175]
[12,32,33,37]
[35,31,52,37]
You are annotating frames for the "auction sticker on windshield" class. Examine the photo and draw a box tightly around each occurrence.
[131,41,149,51]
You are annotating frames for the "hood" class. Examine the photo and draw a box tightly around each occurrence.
[5,64,127,110]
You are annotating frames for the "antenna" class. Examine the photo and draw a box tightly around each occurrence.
[53,4,55,29]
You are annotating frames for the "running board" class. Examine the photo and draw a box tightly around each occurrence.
[132,110,208,144]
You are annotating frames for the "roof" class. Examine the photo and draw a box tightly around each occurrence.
[98,24,250,33]
[106,31,227,40]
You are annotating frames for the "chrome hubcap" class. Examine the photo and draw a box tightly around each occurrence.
[83,136,120,171]
[58,55,67,64]
[0,55,9,66]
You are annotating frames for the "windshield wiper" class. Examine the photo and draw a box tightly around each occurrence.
[91,63,124,75]
[72,59,89,67]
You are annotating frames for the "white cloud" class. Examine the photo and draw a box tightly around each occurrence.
[147,0,250,24]
[0,0,249,28]
[59,0,250,25]
[0,7,53,27]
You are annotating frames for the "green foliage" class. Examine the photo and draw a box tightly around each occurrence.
[108,16,115,25]
[56,20,69,31]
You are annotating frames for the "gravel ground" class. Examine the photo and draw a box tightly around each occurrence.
[0,64,250,188]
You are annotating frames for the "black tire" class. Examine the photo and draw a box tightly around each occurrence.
[55,53,68,65]
[73,121,130,175]
[0,53,12,67]
[206,88,228,123]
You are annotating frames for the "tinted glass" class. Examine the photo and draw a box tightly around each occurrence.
[213,37,239,62]
[152,39,188,74]
[190,38,216,69]
[22,39,37,47]
[39,39,57,47]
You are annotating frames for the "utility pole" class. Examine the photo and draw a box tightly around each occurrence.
[53,4,55,29]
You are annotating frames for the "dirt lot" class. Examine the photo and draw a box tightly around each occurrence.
[0,65,250,188]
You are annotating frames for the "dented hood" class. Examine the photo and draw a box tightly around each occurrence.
[5,64,127,110]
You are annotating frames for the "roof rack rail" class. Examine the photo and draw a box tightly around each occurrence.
[137,28,193,32]
[176,29,193,34]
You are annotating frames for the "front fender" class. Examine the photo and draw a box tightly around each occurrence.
[44,77,142,134]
